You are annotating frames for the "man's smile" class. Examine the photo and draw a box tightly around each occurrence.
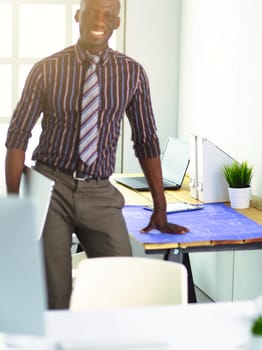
[90,30,104,37]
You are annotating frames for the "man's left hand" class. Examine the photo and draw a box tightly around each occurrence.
[140,212,189,234]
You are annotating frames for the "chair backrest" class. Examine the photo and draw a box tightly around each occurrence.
[70,257,188,310]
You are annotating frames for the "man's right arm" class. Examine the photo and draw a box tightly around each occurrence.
[5,148,25,194]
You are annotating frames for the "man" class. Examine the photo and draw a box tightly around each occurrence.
[5,0,189,309]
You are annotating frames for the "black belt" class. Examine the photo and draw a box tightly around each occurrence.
[37,162,108,182]
[72,171,108,181]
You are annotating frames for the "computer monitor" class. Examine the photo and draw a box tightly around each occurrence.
[0,196,47,336]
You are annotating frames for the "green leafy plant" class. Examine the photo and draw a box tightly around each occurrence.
[252,315,262,335]
[222,161,253,188]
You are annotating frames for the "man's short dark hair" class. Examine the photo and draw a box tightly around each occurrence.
[80,0,121,15]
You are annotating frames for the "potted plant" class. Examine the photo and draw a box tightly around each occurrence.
[222,160,253,209]
[249,315,262,349]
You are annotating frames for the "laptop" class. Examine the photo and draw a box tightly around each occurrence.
[0,196,47,337]
[113,137,190,191]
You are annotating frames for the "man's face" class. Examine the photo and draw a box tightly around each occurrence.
[75,0,120,54]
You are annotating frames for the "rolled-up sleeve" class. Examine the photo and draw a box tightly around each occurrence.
[5,63,44,151]
[125,65,160,159]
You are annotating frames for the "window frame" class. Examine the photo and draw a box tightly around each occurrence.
[0,0,81,123]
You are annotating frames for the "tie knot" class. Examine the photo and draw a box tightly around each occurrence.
[89,54,99,65]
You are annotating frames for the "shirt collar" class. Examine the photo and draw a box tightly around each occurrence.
[75,40,109,65]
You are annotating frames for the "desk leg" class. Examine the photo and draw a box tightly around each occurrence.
[164,249,197,303]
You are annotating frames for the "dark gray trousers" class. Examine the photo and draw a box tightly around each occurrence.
[34,162,132,309]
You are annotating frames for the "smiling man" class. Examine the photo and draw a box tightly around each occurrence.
[5,0,189,309]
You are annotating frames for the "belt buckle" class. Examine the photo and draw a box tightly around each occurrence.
[73,171,91,181]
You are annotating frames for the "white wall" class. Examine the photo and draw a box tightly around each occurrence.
[121,0,181,172]
[178,0,262,198]
[179,0,262,301]
[239,0,262,196]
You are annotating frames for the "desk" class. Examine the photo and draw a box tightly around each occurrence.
[44,300,256,349]
[4,300,258,349]
[3,300,261,349]
[112,175,262,303]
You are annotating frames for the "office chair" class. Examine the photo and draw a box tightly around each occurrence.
[72,251,87,283]
[70,256,188,310]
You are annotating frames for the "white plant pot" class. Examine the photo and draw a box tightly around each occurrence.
[228,186,251,209]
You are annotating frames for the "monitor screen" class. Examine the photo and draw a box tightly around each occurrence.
[0,196,47,336]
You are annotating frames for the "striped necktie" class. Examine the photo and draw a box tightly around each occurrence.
[79,55,100,165]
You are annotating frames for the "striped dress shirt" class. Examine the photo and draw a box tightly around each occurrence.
[5,41,160,177]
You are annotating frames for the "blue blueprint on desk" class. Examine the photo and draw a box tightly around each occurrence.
[122,203,262,244]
